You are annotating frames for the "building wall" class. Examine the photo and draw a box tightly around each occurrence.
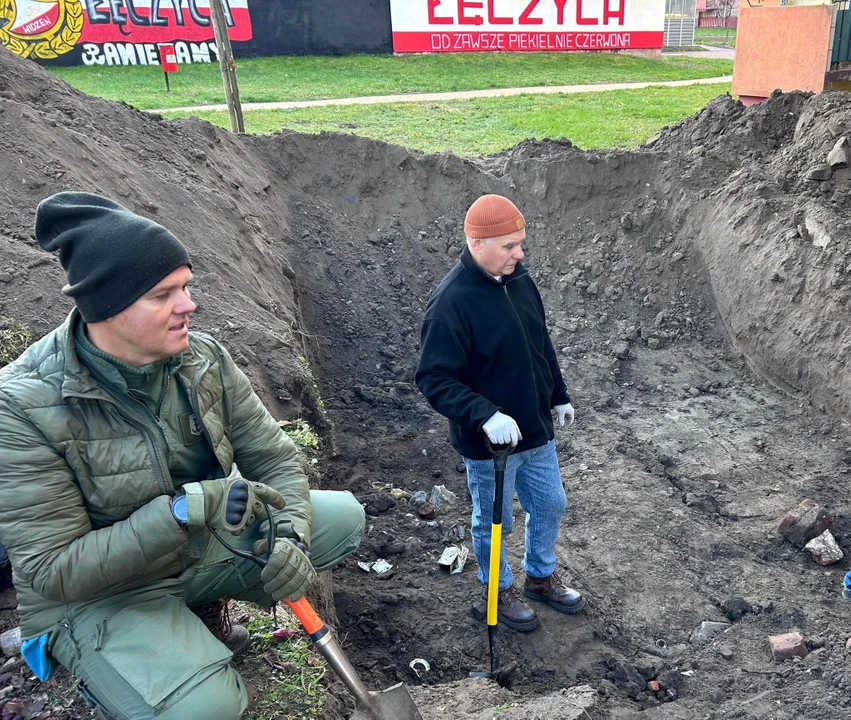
[235,0,392,58]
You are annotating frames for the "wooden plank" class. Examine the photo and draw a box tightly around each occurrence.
[732,5,835,98]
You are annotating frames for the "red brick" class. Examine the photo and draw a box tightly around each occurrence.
[769,632,808,662]
[778,499,832,548]
[648,680,660,692]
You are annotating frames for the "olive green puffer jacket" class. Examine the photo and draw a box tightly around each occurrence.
[0,310,311,638]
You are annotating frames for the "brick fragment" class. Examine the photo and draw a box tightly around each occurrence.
[778,499,832,548]
[769,632,808,662]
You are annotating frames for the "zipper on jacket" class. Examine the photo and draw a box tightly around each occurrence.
[120,390,174,496]
[187,359,226,475]
[155,374,171,429]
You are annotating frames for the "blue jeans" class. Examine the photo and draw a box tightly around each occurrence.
[464,440,566,590]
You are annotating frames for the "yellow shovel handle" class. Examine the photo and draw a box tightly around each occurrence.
[486,523,503,626]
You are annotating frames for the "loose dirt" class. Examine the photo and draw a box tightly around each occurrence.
[2,47,851,720]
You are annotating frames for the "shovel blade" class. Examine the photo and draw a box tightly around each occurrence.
[350,683,423,720]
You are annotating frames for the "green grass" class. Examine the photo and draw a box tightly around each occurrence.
[234,601,326,720]
[695,26,737,47]
[48,52,732,110]
[279,419,320,451]
[0,320,32,367]
[164,82,731,155]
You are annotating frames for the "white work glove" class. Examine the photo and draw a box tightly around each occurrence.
[555,403,575,427]
[482,411,522,446]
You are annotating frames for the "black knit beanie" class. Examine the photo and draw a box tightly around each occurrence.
[35,192,191,323]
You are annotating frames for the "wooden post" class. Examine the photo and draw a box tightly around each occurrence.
[208,0,245,134]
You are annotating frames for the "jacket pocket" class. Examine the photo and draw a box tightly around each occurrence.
[94,595,232,711]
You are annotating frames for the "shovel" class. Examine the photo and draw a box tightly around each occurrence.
[210,505,424,720]
[286,595,423,720]
[469,437,517,688]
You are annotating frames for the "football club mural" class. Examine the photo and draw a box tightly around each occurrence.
[0,0,253,65]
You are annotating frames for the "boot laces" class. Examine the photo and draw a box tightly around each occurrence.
[191,599,233,641]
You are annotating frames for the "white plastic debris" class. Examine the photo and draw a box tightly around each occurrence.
[438,545,470,574]
[372,559,393,574]
[689,621,730,645]
[409,658,430,678]
[430,484,458,509]
[358,558,393,574]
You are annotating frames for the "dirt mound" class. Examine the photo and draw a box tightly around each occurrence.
[4,46,851,720]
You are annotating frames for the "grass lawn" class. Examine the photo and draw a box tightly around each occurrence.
[695,26,737,47]
[49,52,733,110]
[163,82,731,155]
[235,601,326,720]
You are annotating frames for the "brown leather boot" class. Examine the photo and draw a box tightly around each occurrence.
[523,571,586,614]
[472,585,539,632]
[191,599,251,655]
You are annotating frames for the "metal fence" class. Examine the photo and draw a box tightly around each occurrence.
[833,1,851,63]
[665,0,697,46]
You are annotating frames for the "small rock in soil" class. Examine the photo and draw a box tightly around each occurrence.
[721,596,754,622]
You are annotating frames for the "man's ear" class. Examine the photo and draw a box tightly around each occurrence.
[469,237,482,256]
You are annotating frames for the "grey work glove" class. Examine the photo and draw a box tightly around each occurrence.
[483,411,522,446]
[258,538,316,602]
[183,475,286,534]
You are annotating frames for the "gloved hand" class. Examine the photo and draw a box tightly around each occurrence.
[483,411,522,446]
[184,475,286,534]
[259,538,316,602]
[252,523,309,558]
[555,403,575,427]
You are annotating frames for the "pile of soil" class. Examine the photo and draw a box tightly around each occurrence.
[3,46,851,719]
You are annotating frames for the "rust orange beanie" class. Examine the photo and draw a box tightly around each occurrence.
[464,194,526,239]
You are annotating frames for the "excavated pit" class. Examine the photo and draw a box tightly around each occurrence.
[3,47,851,719]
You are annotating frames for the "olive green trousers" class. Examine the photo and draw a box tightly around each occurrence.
[50,490,365,720]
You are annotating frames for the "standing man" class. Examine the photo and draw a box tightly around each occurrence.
[416,194,584,632]
[0,192,365,719]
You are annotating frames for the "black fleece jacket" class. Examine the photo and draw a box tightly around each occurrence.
[416,247,570,460]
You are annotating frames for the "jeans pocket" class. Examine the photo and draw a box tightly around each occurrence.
[95,595,232,711]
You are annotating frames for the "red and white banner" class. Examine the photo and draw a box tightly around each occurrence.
[0,0,252,65]
[390,0,665,53]
[81,0,252,44]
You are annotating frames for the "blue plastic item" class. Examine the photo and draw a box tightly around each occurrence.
[843,569,851,599]
[21,634,57,681]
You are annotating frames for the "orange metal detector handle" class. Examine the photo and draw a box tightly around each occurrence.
[286,596,325,636]
[208,505,328,640]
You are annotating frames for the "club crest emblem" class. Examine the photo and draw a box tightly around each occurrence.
[0,0,83,59]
